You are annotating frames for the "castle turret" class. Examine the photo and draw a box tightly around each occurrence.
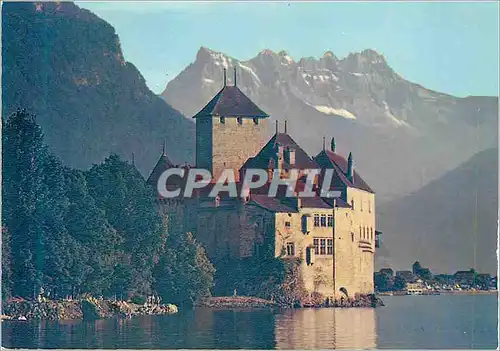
[193,69,269,181]
[347,152,354,181]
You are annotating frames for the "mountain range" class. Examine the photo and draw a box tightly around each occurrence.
[377,147,498,275]
[162,47,498,202]
[2,2,194,176]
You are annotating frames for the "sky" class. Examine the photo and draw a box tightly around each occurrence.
[77,1,499,97]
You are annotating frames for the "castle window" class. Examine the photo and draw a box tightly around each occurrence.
[368,200,371,213]
[284,148,290,164]
[285,221,291,228]
[363,227,366,239]
[306,246,314,265]
[351,199,355,210]
[286,242,295,256]
[351,232,355,242]
[327,239,333,255]
[327,214,333,227]
[359,226,362,239]
[314,214,320,227]
[320,214,327,227]
[361,200,363,211]
[237,117,243,125]
[371,228,373,240]
[220,116,225,124]
[253,117,259,125]
[320,239,326,255]
[313,238,319,255]
[301,215,308,233]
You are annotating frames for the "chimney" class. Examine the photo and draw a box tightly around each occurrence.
[322,136,326,151]
[275,120,279,134]
[331,137,336,152]
[234,67,237,86]
[347,152,354,181]
[223,68,227,87]
[284,120,287,134]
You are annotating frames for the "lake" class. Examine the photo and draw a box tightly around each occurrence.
[1,294,498,349]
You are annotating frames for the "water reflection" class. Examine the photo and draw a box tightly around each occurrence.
[2,296,497,349]
[275,308,376,349]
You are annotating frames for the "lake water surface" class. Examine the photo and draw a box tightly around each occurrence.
[1,294,498,349]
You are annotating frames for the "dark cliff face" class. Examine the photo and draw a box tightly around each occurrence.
[2,2,194,176]
[162,47,498,201]
[377,148,498,275]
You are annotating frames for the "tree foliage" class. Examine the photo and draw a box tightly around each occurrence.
[374,272,393,292]
[2,110,214,303]
[213,256,305,307]
[153,232,215,308]
[393,275,407,291]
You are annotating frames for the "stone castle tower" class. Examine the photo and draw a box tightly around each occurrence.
[193,68,269,181]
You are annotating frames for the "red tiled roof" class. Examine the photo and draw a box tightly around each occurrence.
[300,196,332,209]
[249,195,298,213]
[314,150,374,193]
[241,133,318,171]
[193,86,269,118]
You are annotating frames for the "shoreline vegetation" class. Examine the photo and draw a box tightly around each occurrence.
[2,294,385,321]
[377,289,498,296]
[1,296,178,321]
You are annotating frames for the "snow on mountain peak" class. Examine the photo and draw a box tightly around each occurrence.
[323,50,338,60]
[278,50,294,65]
[259,49,276,56]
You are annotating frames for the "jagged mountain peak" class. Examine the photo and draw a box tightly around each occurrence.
[322,50,339,60]
[163,46,497,203]
[342,49,390,72]
[196,46,235,68]
[259,49,277,56]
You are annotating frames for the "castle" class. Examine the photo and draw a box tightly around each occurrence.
[148,69,380,301]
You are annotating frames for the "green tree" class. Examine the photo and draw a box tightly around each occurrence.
[474,274,491,290]
[393,275,407,291]
[85,155,167,297]
[154,232,215,308]
[374,272,393,292]
[418,268,433,282]
[63,169,122,296]
[1,109,63,298]
[412,261,422,276]
[2,227,13,299]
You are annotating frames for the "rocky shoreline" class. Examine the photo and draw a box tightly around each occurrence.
[2,297,178,321]
[2,294,385,321]
[198,294,384,309]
